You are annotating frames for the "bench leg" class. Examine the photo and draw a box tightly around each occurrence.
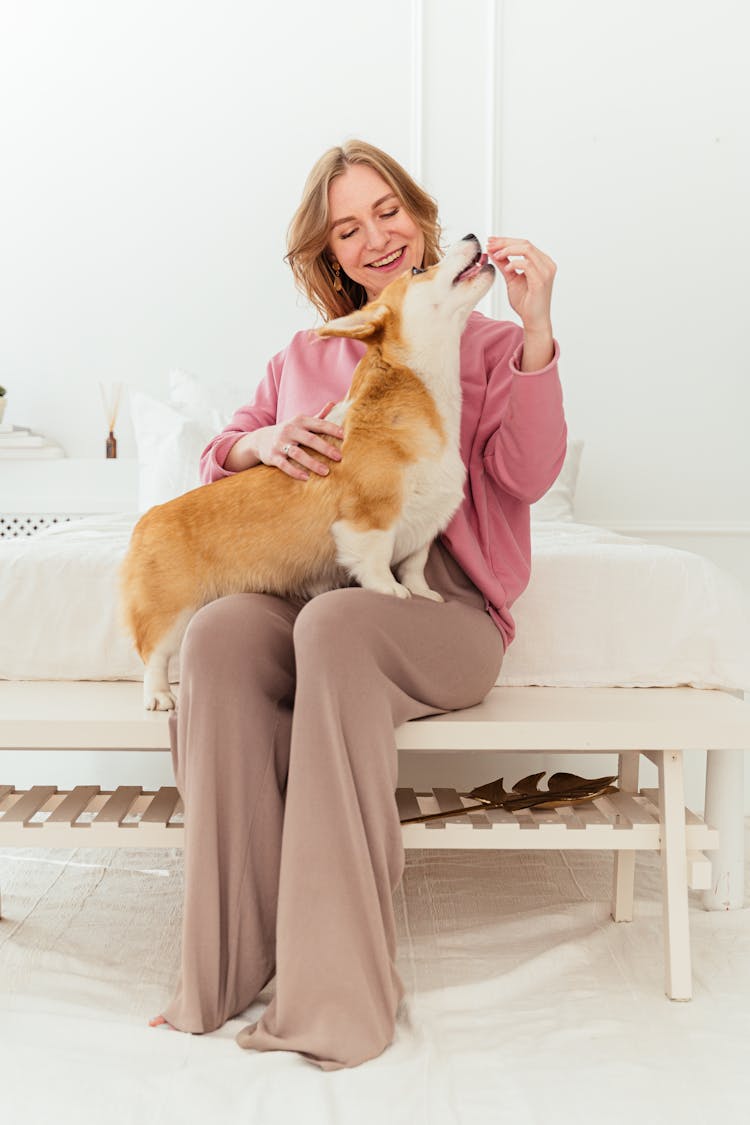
[702,748,745,911]
[611,751,639,922]
[658,749,692,1001]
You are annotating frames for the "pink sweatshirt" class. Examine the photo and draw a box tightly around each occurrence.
[200,310,567,651]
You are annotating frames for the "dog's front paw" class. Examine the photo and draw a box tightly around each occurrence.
[413,587,444,602]
[399,578,444,601]
[370,579,412,598]
[144,690,176,711]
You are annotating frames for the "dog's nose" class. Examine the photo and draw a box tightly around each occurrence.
[462,233,478,243]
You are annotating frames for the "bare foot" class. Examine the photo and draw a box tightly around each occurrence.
[149,1014,177,1031]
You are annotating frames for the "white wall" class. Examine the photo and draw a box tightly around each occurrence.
[1,0,748,811]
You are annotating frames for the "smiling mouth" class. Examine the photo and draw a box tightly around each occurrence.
[453,250,490,284]
[368,246,406,269]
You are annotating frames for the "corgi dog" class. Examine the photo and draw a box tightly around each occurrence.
[120,234,495,710]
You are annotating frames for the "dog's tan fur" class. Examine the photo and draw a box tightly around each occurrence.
[121,275,437,657]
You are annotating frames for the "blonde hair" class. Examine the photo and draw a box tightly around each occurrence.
[285,139,443,322]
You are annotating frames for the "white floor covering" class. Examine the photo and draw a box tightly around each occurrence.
[1,829,748,1125]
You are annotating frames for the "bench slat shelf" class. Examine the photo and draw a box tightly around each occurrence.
[0,783,718,857]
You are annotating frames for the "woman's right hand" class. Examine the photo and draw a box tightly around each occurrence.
[253,402,344,481]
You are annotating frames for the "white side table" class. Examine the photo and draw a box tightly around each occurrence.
[0,458,139,536]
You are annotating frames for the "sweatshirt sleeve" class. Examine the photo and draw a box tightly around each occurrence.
[199,348,285,484]
[482,333,567,504]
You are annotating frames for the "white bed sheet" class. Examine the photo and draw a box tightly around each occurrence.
[1,513,749,691]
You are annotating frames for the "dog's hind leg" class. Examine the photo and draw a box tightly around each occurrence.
[330,521,410,598]
[394,541,444,602]
[142,607,195,711]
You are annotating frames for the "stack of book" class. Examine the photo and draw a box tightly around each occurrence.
[0,423,65,458]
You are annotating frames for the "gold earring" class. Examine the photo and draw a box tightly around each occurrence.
[331,260,343,292]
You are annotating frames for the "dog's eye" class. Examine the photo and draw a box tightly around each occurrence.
[411,266,425,276]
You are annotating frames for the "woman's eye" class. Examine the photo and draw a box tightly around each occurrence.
[340,207,398,239]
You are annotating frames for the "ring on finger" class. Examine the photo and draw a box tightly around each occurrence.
[281,442,297,457]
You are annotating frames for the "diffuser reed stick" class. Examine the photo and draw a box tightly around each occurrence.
[99,381,122,458]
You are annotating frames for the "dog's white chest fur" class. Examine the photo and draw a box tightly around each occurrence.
[392,444,465,562]
[326,353,465,565]
[391,320,467,562]
[326,337,465,598]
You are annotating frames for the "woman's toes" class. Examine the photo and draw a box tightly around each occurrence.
[149,1014,177,1030]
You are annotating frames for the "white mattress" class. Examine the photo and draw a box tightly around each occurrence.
[1,513,749,691]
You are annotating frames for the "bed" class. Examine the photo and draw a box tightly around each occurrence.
[3,366,738,699]
[1,511,748,696]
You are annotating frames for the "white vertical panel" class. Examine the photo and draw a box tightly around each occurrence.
[419,0,508,320]
[420,3,491,242]
[499,0,750,530]
[411,0,424,183]
[485,0,504,320]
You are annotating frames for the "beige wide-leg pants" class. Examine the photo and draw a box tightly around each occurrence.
[161,536,504,1070]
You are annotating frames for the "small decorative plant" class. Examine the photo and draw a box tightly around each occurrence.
[0,385,6,396]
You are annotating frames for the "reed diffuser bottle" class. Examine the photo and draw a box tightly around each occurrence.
[99,381,122,458]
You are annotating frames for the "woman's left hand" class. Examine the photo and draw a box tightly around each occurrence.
[486,237,556,334]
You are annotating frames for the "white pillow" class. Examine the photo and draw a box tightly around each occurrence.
[128,389,216,513]
[168,368,249,433]
[531,438,584,522]
[128,369,256,513]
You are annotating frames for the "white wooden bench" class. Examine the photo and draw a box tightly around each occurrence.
[1,681,747,1003]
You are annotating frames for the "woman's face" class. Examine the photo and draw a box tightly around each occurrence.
[327,163,426,301]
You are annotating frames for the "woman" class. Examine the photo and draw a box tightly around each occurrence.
[149,139,567,1070]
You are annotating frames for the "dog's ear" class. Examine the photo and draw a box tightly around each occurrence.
[316,304,389,341]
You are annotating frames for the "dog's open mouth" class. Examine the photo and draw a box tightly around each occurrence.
[453,250,490,285]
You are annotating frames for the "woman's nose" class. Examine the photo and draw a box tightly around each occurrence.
[363,221,387,250]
